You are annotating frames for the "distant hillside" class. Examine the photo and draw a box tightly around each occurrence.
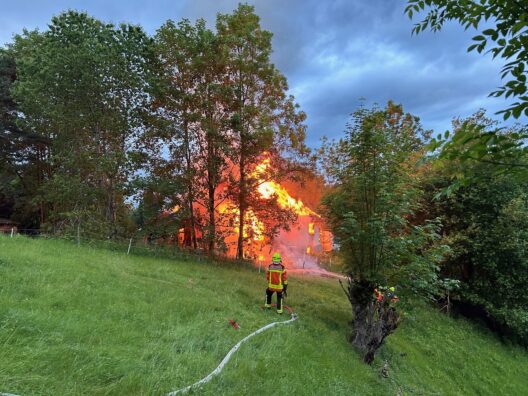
[0,236,527,395]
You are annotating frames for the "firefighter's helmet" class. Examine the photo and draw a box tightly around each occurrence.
[272,252,282,263]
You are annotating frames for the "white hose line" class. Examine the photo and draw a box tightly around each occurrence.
[167,312,298,395]
[1,313,298,396]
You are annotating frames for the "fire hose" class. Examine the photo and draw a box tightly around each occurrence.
[1,307,297,396]
[167,305,297,395]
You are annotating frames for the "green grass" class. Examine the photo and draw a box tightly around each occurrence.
[0,235,527,395]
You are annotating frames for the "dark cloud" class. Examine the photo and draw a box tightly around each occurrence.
[0,0,522,148]
[179,0,521,144]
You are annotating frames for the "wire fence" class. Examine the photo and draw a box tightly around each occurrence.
[1,227,254,268]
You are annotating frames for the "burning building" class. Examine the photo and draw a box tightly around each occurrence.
[168,157,333,268]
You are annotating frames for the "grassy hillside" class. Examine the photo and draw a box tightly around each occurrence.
[0,236,527,395]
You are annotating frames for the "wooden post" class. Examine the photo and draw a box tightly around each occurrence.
[127,237,133,255]
[77,221,80,246]
[11,227,14,238]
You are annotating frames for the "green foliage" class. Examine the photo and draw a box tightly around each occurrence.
[11,11,154,237]
[2,6,308,254]
[427,111,528,199]
[407,2,528,203]
[1,236,527,394]
[406,0,528,120]
[148,6,309,256]
[322,102,442,292]
[151,17,233,252]
[0,48,48,227]
[322,102,447,362]
[429,170,528,343]
[216,4,309,258]
[129,176,183,241]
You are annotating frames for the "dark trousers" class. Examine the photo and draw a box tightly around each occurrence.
[266,288,283,310]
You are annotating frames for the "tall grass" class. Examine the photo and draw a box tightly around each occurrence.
[0,235,527,395]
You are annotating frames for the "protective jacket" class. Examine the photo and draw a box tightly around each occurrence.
[266,263,288,292]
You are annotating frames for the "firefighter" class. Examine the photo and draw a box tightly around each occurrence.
[374,287,384,302]
[374,285,399,304]
[388,286,399,303]
[264,252,288,314]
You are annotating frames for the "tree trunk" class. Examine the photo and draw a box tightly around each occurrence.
[346,277,400,364]
[237,205,245,259]
[188,194,197,250]
[206,122,217,255]
[236,152,245,259]
[207,180,215,255]
[106,175,117,238]
[183,120,198,250]
[37,145,45,226]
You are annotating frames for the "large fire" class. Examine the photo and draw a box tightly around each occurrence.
[223,157,332,267]
[171,156,333,268]
[254,159,318,217]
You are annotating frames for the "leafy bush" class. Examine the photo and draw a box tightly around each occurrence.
[430,170,528,344]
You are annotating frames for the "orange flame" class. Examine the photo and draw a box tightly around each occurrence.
[255,159,318,217]
[170,156,331,260]
[217,202,265,241]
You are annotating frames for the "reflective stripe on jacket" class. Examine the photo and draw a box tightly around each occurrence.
[266,263,288,292]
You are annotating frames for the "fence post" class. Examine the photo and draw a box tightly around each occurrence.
[10,227,14,238]
[127,237,133,255]
[77,221,80,246]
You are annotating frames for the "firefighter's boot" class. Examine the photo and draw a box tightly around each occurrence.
[265,289,273,309]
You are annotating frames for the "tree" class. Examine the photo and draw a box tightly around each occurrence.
[407,1,528,191]
[0,48,50,228]
[217,4,308,259]
[12,11,153,237]
[427,111,528,194]
[322,102,444,363]
[153,19,205,250]
[191,20,233,254]
[423,114,528,344]
[153,18,234,254]
[406,0,528,120]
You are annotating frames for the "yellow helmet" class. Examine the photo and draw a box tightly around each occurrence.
[272,252,282,263]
